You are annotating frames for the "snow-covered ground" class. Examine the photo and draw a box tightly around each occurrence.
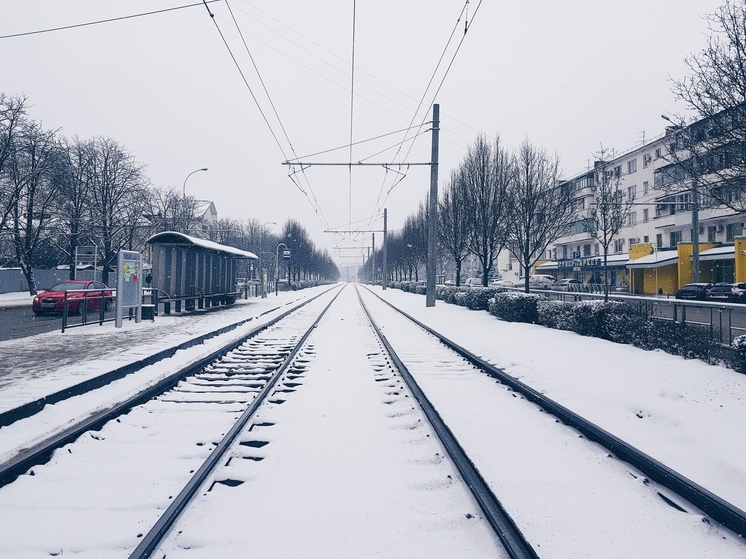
[0,284,744,558]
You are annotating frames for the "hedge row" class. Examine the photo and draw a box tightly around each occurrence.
[389,282,745,373]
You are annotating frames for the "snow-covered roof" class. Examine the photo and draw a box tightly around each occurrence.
[536,260,558,269]
[699,245,734,261]
[605,253,630,264]
[626,250,678,269]
[146,231,258,259]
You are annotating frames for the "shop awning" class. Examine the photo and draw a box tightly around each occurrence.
[698,245,734,261]
[626,250,678,269]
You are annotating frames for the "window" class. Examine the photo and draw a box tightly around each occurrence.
[627,159,637,174]
[613,239,625,253]
[627,185,636,200]
[627,212,637,226]
[708,226,717,242]
[655,148,662,159]
[629,238,638,248]
[727,222,743,242]
[656,234,663,248]
[614,165,622,178]
[643,154,652,168]
[643,235,649,243]
[643,181,649,195]
[583,244,591,256]
[562,245,568,259]
[670,231,682,247]
[594,243,600,255]
[643,208,649,222]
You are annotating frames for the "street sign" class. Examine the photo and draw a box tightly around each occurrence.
[282,249,291,261]
[572,251,581,259]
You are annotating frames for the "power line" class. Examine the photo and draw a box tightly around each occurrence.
[348,1,359,245]
[0,1,220,40]
[375,0,484,215]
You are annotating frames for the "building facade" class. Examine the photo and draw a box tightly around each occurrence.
[538,123,745,294]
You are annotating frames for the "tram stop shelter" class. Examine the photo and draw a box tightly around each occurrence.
[146,231,257,314]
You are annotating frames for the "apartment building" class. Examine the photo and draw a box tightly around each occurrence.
[537,123,745,295]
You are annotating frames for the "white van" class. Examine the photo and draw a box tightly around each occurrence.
[528,274,557,289]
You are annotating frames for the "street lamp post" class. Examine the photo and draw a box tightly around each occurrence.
[181,168,208,233]
[259,221,276,298]
[276,242,288,296]
[661,115,699,282]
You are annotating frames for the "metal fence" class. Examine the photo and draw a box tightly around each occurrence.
[534,288,746,346]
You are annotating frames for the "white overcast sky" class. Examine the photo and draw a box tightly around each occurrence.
[0,0,724,268]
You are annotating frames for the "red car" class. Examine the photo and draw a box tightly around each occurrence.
[32,280,113,315]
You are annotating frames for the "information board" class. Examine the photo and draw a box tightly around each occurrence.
[116,250,142,327]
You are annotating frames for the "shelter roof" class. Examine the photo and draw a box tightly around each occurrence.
[146,231,257,259]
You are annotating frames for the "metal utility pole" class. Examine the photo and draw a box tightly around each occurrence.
[372,232,376,284]
[692,181,700,283]
[383,208,388,290]
[426,104,440,307]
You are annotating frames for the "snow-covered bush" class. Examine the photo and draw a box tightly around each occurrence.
[537,299,575,331]
[731,335,746,373]
[601,302,650,346]
[453,290,469,307]
[462,287,500,310]
[570,300,615,339]
[488,292,541,323]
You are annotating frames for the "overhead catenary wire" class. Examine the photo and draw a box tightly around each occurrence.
[223,1,334,232]
[210,2,335,234]
[0,1,220,39]
[348,0,358,247]
[373,0,483,218]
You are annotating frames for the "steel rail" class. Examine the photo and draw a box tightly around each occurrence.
[355,286,539,559]
[128,285,345,558]
[362,285,746,538]
[0,286,335,428]
[0,285,343,488]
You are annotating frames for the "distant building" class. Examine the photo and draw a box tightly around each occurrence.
[536,119,746,295]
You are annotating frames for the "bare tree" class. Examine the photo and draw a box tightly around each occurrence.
[506,140,575,293]
[52,137,95,278]
[7,119,62,294]
[147,186,183,233]
[438,169,470,285]
[86,137,149,284]
[668,0,746,211]
[463,134,512,286]
[0,94,29,236]
[589,148,633,300]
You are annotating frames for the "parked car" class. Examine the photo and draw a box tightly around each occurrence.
[489,279,516,288]
[554,278,583,291]
[32,280,113,315]
[464,277,484,287]
[674,282,713,301]
[706,282,746,303]
[528,274,557,289]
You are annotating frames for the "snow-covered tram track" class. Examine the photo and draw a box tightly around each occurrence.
[0,286,340,488]
[357,286,746,558]
[136,284,512,559]
[356,285,538,559]
[0,286,344,557]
